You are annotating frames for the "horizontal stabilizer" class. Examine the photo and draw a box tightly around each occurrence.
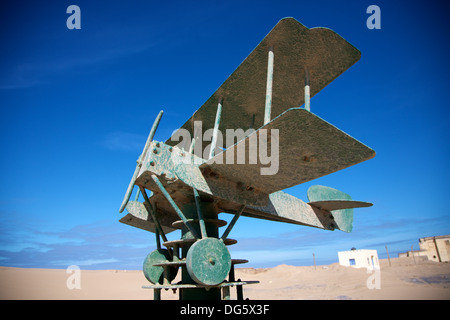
[308,200,372,211]
[307,185,372,233]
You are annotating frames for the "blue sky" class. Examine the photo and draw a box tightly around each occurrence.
[0,0,449,270]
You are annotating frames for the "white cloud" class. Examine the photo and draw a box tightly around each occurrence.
[101,131,146,152]
[54,258,119,267]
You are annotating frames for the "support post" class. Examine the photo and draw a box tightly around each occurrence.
[222,286,230,300]
[180,202,221,300]
[411,245,416,264]
[236,279,243,300]
[154,288,161,300]
[173,244,179,262]
[264,47,274,125]
[385,245,391,267]
[155,229,161,250]
[313,253,316,270]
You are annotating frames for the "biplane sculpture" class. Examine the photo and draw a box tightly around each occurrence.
[118,17,375,300]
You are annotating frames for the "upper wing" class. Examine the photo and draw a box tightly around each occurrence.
[166,17,361,153]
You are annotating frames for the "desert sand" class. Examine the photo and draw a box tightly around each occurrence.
[1,258,449,300]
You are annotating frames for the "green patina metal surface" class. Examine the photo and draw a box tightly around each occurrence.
[136,140,269,206]
[186,237,231,286]
[177,202,228,299]
[307,185,352,202]
[118,17,375,300]
[307,185,370,233]
[120,139,365,233]
[143,249,177,284]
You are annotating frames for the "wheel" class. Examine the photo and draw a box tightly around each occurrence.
[186,238,231,286]
[143,249,177,284]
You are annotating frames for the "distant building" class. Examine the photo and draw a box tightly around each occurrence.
[338,249,379,269]
[399,235,450,262]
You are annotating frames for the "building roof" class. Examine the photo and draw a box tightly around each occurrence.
[419,235,450,241]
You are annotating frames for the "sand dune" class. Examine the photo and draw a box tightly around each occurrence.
[1,258,449,300]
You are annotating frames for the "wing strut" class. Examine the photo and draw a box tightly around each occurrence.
[304,68,310,111]
[264,46,274,125]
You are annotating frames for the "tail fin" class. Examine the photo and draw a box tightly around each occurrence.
[307,185,372,232]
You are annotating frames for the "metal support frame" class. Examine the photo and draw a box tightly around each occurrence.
[120,110,163,213]
[142,199,257,300]
[221,204,245,241]
[193,188,207,239]
[139,186,168,243]
[151,175,201,239]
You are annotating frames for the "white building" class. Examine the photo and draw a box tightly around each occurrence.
[398,235,450,262]
[338,249,380,269]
